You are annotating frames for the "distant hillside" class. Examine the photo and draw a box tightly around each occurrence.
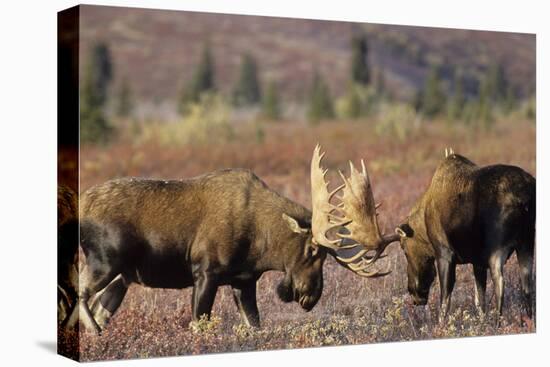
[79,5,535,107]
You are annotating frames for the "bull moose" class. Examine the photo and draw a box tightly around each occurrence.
[65,167,391,332]
[314,146,535,320]
[396,149,535,319]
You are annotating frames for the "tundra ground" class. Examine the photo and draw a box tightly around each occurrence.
[61,117,535,361]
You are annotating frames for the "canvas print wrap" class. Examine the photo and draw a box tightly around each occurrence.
[57,5,536,362]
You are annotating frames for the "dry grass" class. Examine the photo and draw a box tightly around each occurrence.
[68,116,535,361]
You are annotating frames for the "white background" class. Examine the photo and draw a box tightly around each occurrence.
[0,0,547,366]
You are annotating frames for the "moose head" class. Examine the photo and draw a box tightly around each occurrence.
[275,145,399,312]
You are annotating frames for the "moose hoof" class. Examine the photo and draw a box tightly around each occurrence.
[475,306,486,318]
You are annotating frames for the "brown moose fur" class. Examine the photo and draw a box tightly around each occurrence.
[66,169,327,331]
[398,153,535,320]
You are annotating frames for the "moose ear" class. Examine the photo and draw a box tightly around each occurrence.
[395,223,414,238]
[282,213,310,234]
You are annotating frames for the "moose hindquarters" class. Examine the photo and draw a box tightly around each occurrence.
[516,244,535,319]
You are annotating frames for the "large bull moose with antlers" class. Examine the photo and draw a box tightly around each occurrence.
[315,146,535,320]
[396,150,535,319]
[65,164,392,333]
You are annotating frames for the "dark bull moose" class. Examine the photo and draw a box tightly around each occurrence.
[396,149,535,319]
[316,147,535,320]
[64,163,392,332]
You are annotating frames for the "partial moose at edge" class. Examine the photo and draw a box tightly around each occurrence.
[316,146,535,321]
[58,184,79,324]
[65,166,391,333]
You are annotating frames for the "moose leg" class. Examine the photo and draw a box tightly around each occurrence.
[63,262,117,334]
[89,275,129,330]
[489,252,505,318]
[58,285,71,324]
[516,246,534,319]
[437,258,456,322]
[191,272,218,322]
[232,281,260,327]
[473,265,487,314]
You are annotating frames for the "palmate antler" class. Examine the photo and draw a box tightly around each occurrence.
[310,144,399,277]
[310,145,350,250]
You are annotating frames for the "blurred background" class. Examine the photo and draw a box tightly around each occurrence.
[73,5,536,360]
[78,5,535,189]
[79,6,535,142]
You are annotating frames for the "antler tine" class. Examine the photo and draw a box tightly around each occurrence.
[335,248,369,263]
[330,154,400,277]
[328,183,346,201]
[310,144,348,251]
[310,146,397,278]
[316,145,326,161]
[337,169,348,186]
[346,258,379,272]
[337,256,392,278]
[334,247,388,264]
[355,268,392,278]
[338,158,381,248]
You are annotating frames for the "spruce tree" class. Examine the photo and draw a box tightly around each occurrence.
[525,96,536,120]
[412,90,423,113]
[80,42,113,144]
[421,64,446,118]
[351,34,370,86]
[89,42,113,106]
[486,62,507,103]
[233,53,261,106]
[447,69,465,121]
[477,77,493,128]
[116,78,133,118]
[261,81,281,120]
[374,68,386,98]
[504,85,517,113]
[179,44,215,114]
[344,83,362,119]
[190,44,215,98]
[307,70,334,123]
